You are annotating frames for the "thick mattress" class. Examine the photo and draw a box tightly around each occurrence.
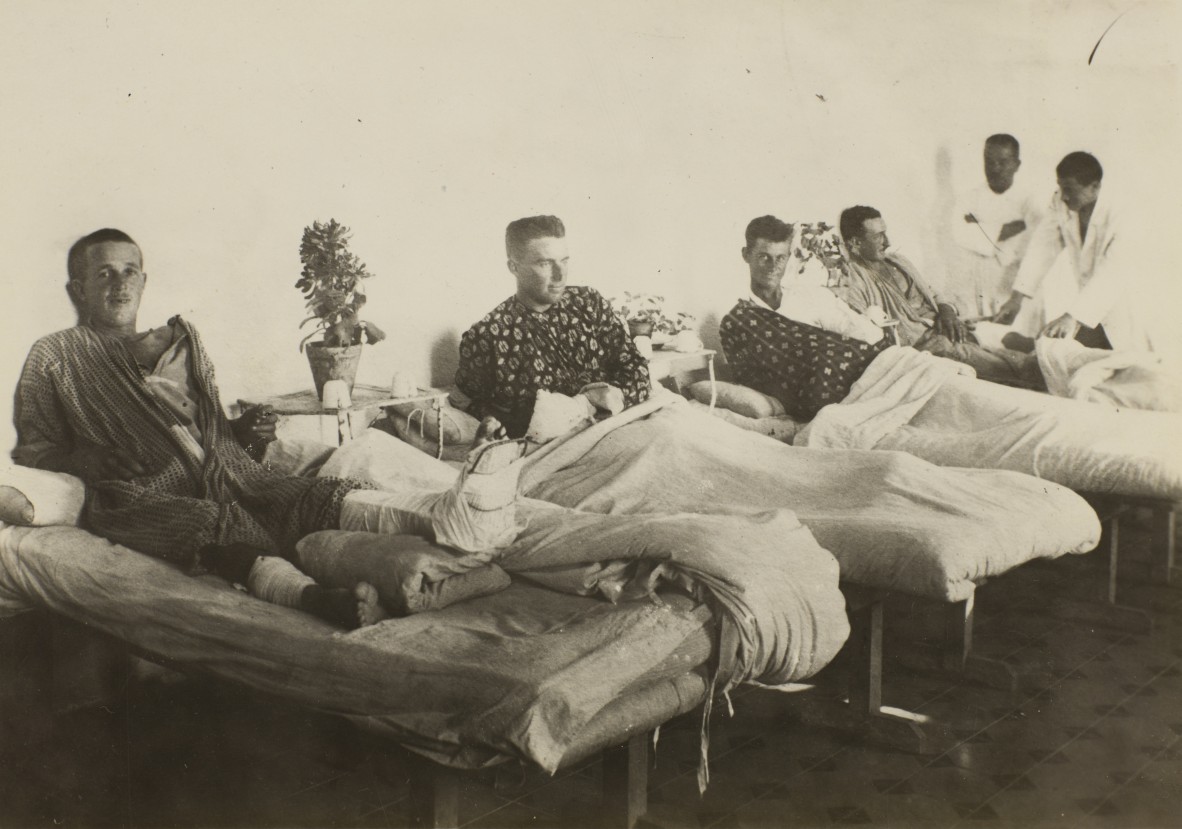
[0,522,712,773]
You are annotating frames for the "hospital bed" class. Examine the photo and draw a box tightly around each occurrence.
[0,447,849,827]
[488,397,1100,751]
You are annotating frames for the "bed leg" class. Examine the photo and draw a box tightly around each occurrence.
[940,596,1020,692]
[1149,504,1179,588]
[818,598,934,754]
[601,732,648,829]
[409,763,460,829]
[849,599,883,715]
[1106,513,1121,604]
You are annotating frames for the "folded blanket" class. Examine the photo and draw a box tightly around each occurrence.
[323,425,849,689]
[295,530,510,615]
[1036,338,1182,413]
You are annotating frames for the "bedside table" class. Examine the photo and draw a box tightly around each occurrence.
[240,384,451,457]
[647,348,718,409]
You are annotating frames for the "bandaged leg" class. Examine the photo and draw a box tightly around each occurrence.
[341,488,438,535]
[246,556,385,629]
[339,438,526,554]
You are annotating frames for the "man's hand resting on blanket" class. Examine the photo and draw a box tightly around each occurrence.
[232,405,279,461]
[578,383,626,416]
[934,303,969,344]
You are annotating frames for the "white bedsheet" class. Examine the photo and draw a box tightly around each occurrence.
[515,397,1099,602]
[799,346,1182,501]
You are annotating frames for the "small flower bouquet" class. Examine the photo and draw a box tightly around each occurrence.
[611,292,696,346]
[794,221,849,287]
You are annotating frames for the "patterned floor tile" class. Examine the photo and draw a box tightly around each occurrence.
[731,794,832,828]
[982,786,1096,827]
[901,765,1002,806]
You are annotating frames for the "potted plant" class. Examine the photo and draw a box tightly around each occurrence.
[611,292,696,347]
[794,221,849,287]
[296,219,386,398]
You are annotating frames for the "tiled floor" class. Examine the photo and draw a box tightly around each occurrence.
[2,510,1180,828]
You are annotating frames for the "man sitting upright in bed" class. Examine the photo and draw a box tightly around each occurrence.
[720,215,891,421]
[13,229,514,629]
[833,205,1041,387]
[455,215,651,437]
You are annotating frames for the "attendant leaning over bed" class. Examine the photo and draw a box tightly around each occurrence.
[13,229,515,629]
[455,215,650,438]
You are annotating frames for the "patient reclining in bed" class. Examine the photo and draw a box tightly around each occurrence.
[13,228,529,629]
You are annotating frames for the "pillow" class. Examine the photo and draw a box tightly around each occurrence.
[386,401,479,445]
[261,437,336,477]
[685,399,800,444]
[686,380,786,419]
[295,530,511,616]
[0,465,85,526]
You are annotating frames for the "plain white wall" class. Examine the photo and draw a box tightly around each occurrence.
[2,0,1178,454]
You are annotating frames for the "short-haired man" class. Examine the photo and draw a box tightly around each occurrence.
[742,215,885,344]
[996,151,1147,351]
[835,206,1040,386]
[455,215,650,437]
[14,229,511,628]
[720,215,889,420]
[948,134,1044,328]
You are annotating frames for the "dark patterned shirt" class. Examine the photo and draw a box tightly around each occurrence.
[456,286,650,437]
[720,299,889,422]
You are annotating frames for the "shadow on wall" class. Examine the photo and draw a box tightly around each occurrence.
[927,144,956,293]
[431,330,460,389]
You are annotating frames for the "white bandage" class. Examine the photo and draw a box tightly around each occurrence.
[337,440,525,555]
[341,488,437,536]
[246,556,315,608]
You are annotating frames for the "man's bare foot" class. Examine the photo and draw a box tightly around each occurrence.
[301,583,388,629]
[355,582,389,627]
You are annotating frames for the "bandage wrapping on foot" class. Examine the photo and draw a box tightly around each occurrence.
[338,438,526,554]
[246,556,315,608]
[430,438,525,553]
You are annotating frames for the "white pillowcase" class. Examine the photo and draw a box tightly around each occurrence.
[0,464,86,526]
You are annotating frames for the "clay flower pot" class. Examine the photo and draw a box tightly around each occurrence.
[305,342,364,400]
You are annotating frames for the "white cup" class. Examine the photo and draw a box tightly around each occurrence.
[391,371,419,398]
[321,379,352,408]
[633,335,654,360]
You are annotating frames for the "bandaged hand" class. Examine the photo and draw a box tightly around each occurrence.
[578,382,626,416]
[525,390,596,444]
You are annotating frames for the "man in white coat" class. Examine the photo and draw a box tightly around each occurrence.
[948,134,1043,331]
[995,151,1154,353]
